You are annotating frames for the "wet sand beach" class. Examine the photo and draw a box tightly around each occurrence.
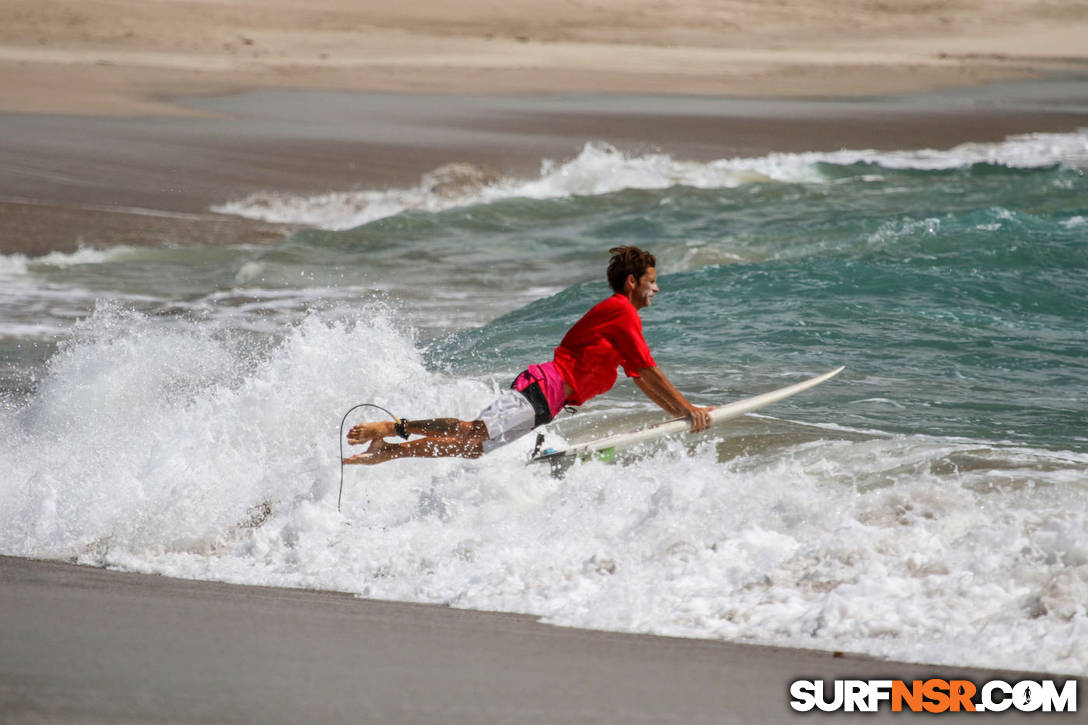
[3,555,1081,724]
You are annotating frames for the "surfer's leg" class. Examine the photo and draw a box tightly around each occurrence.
[343,421,488,464]
[347,417,470,445]
[345,387,536,463]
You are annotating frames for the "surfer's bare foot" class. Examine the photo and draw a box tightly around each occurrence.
[342,437,398,465]
[346,421,395,445]
[342,453,379,465]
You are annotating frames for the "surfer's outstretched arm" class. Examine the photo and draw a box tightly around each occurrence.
[633,365,712,432]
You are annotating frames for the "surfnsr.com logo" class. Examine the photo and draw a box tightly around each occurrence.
[790,679,1077,713]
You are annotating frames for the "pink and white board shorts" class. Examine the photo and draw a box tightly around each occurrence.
[478,362,566,453]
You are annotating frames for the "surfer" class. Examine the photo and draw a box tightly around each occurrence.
[343,245,712,465]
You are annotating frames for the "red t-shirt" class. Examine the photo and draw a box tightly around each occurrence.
[553,293,656,406]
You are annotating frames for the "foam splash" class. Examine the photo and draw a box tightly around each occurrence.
[2,304,1086,676]
[212,131,1088,230]
[0,304,492,558]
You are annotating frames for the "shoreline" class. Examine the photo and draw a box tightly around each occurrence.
[2,554,1081,723]
[3,77,1087,256]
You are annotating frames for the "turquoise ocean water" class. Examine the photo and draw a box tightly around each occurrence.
[2,133,1086,674]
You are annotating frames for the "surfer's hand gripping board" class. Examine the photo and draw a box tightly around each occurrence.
[531,366,845,471]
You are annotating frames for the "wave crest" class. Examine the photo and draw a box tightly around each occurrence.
[212,131,1088,230]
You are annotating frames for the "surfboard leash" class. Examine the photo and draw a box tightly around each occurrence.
[337,403,409,512]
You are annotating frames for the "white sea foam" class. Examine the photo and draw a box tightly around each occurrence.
[0,253,29,278]
[2,305,1086,676]
[30,247,122,267]
[0,247,127,276]
[212,130,1088,230]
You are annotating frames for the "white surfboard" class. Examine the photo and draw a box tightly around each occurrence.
[530,366,844,470]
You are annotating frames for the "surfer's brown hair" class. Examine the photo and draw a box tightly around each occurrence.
[607,246,656,293]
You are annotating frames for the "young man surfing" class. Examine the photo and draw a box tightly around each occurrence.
[343,246,712,465]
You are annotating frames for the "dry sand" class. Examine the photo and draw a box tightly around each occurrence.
[1,0,1087,116]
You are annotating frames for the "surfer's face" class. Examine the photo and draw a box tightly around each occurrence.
[629,267,658,309]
